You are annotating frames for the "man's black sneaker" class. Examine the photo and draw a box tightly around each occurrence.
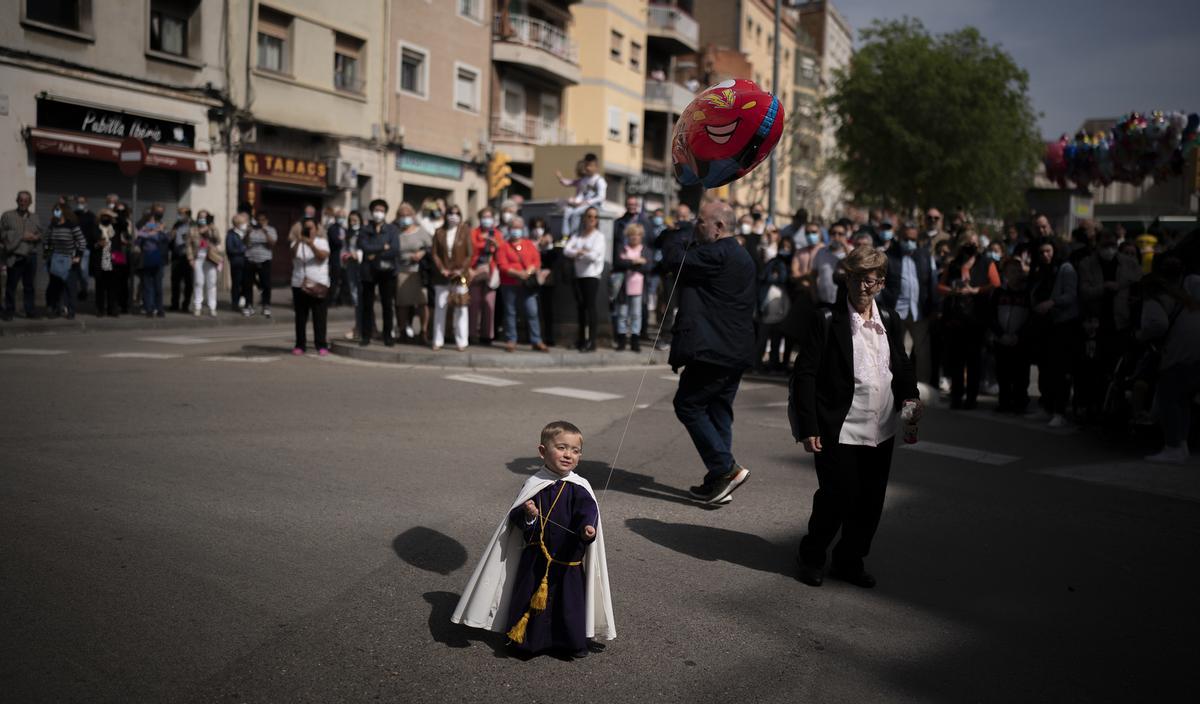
[796,556,824,587]
[688,463,750,503]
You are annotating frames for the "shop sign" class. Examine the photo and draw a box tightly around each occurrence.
[36,97,195,148]
[396,150,463,180]
[241,151,329,188]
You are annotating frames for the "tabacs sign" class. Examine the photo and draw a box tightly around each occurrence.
[36,97,195,148]
[241,152,329,188]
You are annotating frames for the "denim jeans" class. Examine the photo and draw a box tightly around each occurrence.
[616,294,643,336]
[672,361,744,481]
[4,253,37,315]
[141,266,164,313]
[501,284,542,344]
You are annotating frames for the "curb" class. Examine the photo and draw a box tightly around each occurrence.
[0,307,356,337]
[326,340,671,370]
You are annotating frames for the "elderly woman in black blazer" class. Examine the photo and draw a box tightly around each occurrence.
[789,245,922,589]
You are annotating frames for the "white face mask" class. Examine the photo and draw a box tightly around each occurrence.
[740,223,753,235]
[446,214,461,227]
[531,227,544,237]
[372,210,386,222]
[336,217,348,227]
[501,211,513,224]
[236,224,248,233]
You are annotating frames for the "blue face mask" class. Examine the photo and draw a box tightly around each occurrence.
[480,218,494,229]
[880,230,894,241]
[400,216,414,227]
[900,239,918,253]
[805,232,820,246]
[53,208,63,218]
[509,229,524,239]
[989,250,1002,262]
[653,216,664,227]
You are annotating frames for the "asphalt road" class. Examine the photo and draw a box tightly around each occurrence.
[1,326,1197,703]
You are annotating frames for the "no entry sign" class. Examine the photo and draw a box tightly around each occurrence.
[118,136,147,177]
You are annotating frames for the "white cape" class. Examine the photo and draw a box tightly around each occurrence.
[451,468,616,640]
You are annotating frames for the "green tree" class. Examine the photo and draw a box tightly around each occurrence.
[824,18,1041,216]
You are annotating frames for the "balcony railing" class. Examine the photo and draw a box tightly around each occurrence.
[491,115,574,146]
[493,12,578,64]
[647,4,699,47]
[644,79,696,113]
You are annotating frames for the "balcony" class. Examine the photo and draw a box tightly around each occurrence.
[491,115,575,163]
[644,78,696,115]
[493,13,581,86]
[647,4,699,54]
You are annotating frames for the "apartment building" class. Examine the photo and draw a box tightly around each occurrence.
[388,0,490,215]
[639,1,700,212]
[790,25,821,218]
[564,0,648,208]
[797,0,851,219]
[491,0,582,200]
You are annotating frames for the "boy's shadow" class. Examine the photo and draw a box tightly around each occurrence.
[422,591,520,658]
[625,517,795,578]
[505,457,722,509]
[393,527,468,575]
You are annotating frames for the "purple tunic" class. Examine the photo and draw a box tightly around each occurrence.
[505,479,599,654]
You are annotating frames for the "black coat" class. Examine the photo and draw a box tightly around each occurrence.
[788,294,919,444]
[878,243,939,319]
[662,234,758,371]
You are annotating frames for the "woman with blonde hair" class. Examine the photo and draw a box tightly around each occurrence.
[430,204,474,350]
[188,209,224,317]
[394,202,431,343]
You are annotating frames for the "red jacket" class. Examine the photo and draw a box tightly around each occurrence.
[496,237,541,286]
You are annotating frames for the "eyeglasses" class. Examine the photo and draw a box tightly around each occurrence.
[852,275,886,290]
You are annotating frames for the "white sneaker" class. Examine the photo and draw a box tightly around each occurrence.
[1144,446,1189,464]
[193,309,201,318]
[209,309,218,318]
[262,307,271,318]
[243,308,253,317]
[1047,414,1067,428]
[237,296,246,308]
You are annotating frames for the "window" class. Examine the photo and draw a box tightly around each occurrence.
[610,30,623,63]
[500,80,526,130]
[607,107,622,141]
[457,0,482,21]
[627,113,640,146]
[540,93,560,134]
[399,43,428,98]
[334,33,364,93]
[630,41,641,71]
[454,63,480,112]
[150,9,187,56]
[26,0,80,30]
[256,7,291,73]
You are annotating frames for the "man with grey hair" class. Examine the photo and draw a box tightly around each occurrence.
[661,200,758,504]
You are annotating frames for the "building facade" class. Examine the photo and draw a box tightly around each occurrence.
[797,0,851,220]
[388,0,490,216]
[638,0,700,213]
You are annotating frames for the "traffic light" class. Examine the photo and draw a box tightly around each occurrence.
[488,151,512,200]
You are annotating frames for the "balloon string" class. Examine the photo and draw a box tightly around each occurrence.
[600,250,689,499]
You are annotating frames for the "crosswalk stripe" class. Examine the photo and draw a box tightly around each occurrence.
[102,352,183,360]
[532,387,623,402]
[0,348,69,356]
[202,355,279,363]
[898,440,1020,466]
[139,335,213,345]
[445,373,521,387]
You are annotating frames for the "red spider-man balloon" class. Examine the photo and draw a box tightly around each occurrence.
[671,79,785,189]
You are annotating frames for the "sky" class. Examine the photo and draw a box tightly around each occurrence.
[832,0,1200,140]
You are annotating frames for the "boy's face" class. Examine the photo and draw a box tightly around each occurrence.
[539,432,583,477]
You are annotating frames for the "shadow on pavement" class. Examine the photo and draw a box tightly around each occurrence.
[393,527,468,575]
[422,591,519,659]
[624,517,795,577]
[505,457,716,509]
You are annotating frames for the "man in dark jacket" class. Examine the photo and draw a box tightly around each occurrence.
[789,245,921,589]
[661,200,757,503]
[878,223,940,387]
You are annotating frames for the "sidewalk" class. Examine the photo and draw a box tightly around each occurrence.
[327,339,671,369]
[0,304,357,337]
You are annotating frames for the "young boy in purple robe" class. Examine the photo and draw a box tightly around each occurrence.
[452,420,616,657]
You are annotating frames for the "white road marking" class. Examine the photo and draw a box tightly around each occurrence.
[532,387,623,402]
[102,352,182,360]
[0,348,68,356]
[660,375,679,382]
[138,335,213,345]
[636,403,651,409]
[898,440,1020,466]
[202,355,279,363]
[445,373,522,387]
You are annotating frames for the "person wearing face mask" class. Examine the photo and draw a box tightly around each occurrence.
[610,196,654,341]
[530,218,560,347]
[1,190,44,320]
[936,238,1000,409]
[244,211,277,317]
[418,198,445,237]
[340,211,363,336]
[92,207,122,317]
[70,196,96,303]
[496,215,547,353]
[759,236,796,371]
[813,224,850,307]
[169,206,194,312]
[109,203,133,314]
[563,207,607,352]
[1078,230,1141,377]
[43,199,86,319]
[876,221,896,253]
[357,199,401,346]
[879,223,941,391]
[186,209,224,317]
[392,202,431,344]
[326,208,347,306]
[134,208,169,317]
[790,223,825,304]
[430,205,474,351]
[225,213,250,312]
[469,207,502,346]
[989,257,1033,413]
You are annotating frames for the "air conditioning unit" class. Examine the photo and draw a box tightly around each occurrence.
[336,160,358,189]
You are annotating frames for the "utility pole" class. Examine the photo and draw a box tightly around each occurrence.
[767,0,782,224]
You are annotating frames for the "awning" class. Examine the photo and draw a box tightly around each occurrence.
[28,127,211,174]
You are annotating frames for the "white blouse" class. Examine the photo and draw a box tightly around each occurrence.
[563,229,606,279]
[838,299,898,446]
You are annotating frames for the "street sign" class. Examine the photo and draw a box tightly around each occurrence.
[118,136,147,177]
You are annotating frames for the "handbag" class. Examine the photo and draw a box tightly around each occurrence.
[449,275,471,306]
[204,241,225,266]
[300,245,328,299]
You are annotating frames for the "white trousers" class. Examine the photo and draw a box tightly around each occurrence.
[432,284,468,348]
[192,259,219,313]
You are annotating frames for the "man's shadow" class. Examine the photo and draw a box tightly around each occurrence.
[625,517,796,578]
[505,457,723,510]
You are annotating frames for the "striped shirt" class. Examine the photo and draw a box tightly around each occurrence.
[45,223,86,257]
[246,225,276,263]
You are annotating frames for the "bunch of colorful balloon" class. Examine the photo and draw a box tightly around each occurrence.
[1044,111,1200,189]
